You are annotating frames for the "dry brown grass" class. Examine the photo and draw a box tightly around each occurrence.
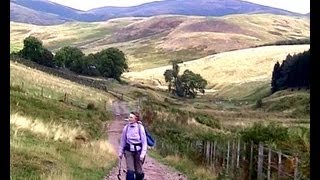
[224,14,309,40]
[158,14,309,51]
[84,14,309,71]
[10,18,139,52]
[10,113,117,179]
[10,113,86,142]
[123,44,310,89]
[10,114,116,152]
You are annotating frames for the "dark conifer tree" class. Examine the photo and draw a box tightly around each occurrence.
[271,61,281,93]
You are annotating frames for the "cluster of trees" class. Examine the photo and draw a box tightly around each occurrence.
[164,61,207,98]
[271,49,310,93]
[254,38,310,48]
[14,36,128,81]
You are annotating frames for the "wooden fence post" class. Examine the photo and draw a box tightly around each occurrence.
[268,147,271,180]
[213,141,216,165]
[222,143,225,167]
[41,87,43,97]
[64,93,68,102]
[249,141,254,180]
[208,141,212,165]
[237,138,240,168]
[227,140,230,172]
[257,143,264,180]
[278,151,282,178]
[210,141,214,166]
[294,156,299,180]
[204,140,207,164]
[231,140,235,172]
[21,82,24,90]
[243,142,246,161]
[223,147,225,168]
[206,141,210,164]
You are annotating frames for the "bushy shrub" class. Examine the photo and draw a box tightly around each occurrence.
[87,103,95,110]
[195,114,221,129]
[240,123,288,144]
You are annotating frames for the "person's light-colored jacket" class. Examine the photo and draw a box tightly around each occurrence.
[118,122,147,159]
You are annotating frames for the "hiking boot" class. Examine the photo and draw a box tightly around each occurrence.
[126,170,135,180]
[135,172,144,180]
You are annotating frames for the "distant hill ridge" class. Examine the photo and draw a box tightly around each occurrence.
[10,0,307,25]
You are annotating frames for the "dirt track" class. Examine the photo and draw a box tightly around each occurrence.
[103,102,187,180]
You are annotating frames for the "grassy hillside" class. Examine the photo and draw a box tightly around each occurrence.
[262,89,310,117]
[124,44,310,92]
[10,61,118,179]
[10,18,143,52]
[10,14,309,71]
[10,58,309,179]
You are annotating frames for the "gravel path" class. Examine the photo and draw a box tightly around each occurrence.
[103,101,187,180]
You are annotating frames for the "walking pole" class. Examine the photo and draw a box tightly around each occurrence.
[117,158,122,180]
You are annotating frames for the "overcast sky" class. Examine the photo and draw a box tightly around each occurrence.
[49,0,310,14]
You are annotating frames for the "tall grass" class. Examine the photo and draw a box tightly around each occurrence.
[11,113,87,142]
[10,123,116,180]
[262,90,310,118]
[10,61,118,179]
[148,151,217,180]
[10,90,107,139]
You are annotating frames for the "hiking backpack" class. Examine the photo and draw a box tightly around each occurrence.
[143,127,155,147]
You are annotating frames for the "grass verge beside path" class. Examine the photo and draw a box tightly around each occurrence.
[148,150,217,180]
[10,61,118,179]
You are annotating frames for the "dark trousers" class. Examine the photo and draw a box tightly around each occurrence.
[124,150,143,173]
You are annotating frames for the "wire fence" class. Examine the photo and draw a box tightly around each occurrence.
[155,138,309,180]
[10,81,94,108]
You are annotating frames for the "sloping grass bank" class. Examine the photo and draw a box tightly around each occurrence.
[10,61,118,179]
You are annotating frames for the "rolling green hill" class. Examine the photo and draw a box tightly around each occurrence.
[10,14,309,71]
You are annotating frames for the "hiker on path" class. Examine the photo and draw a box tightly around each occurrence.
[118,112,147,180]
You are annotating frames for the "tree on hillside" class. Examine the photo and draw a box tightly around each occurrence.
[164,61,207,98]
[20,36,43,61]
[164,69,174,92]
[19,36,55,67]
[271,61,281,93]
[95,47,128,80]
[180,70,207,98]
[54,46,84,69]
